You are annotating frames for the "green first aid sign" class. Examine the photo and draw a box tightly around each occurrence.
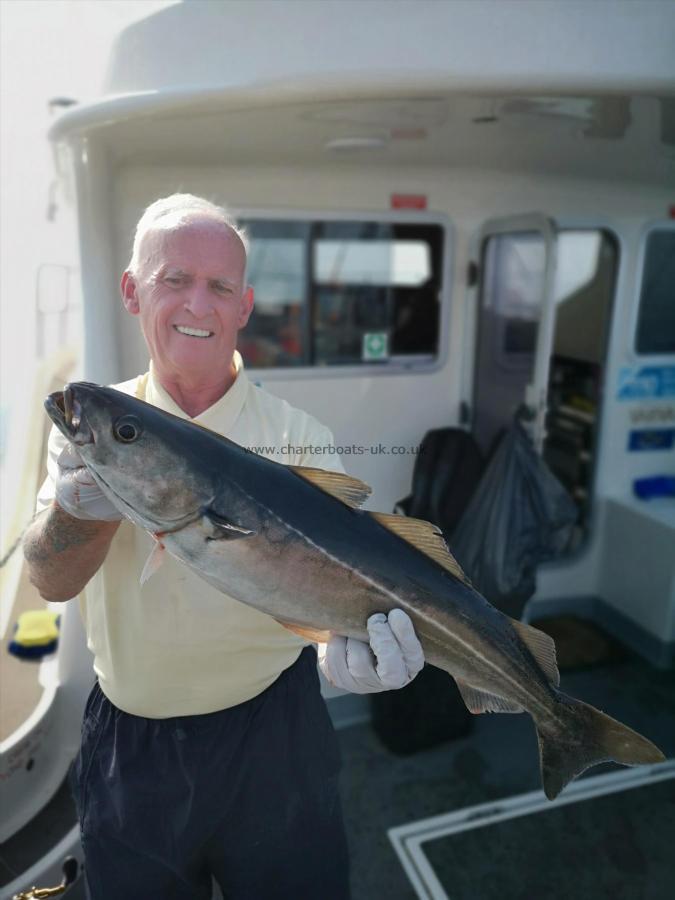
[362,332,389,361]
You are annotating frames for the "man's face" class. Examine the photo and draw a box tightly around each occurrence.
[121,218,254,385]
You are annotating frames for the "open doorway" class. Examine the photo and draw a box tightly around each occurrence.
[543,229,618,547]
[471,224,618,551]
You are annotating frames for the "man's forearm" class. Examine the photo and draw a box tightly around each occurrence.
[24,503,121,601]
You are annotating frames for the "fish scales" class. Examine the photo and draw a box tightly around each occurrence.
[176,458,554,716]
[44,382,666,800]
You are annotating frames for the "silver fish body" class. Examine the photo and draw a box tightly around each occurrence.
[45,382,665,799]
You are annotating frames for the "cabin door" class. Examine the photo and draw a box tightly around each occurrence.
[470,214,558,456]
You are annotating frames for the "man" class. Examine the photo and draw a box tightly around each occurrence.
[24,194,424,899]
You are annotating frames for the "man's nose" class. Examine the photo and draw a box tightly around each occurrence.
[183,282,213,318]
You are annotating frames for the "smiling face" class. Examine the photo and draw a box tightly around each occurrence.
[121,216,254,392]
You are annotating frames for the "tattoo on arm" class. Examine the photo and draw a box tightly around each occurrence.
[23,506,119,600]
[24,507,105,563]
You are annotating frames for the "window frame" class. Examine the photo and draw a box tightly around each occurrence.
[632,221,675,359]
[234,207,453,380]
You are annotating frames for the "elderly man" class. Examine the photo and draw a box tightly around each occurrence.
[24,194,424,900]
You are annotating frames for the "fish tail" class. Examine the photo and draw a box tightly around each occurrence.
[535,692,665,801]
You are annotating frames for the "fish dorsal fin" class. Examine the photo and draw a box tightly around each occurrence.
[370,513,471,585]
[454,677,524,714]
[510,619,560,687]
[290,466,372,509]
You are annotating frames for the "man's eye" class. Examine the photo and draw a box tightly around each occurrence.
[165,276,183,286]
[212,283,232,295]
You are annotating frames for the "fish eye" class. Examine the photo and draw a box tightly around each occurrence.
[113,415,142,443]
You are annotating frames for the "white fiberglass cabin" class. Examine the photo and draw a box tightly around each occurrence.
[1,1,674,897]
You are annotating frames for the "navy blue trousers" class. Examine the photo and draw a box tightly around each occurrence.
[70,647,350,899]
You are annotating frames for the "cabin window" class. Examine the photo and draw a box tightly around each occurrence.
[237,218,444,369]
[484,232,545,369]
[314,239,431,287]
[635,230,675,355]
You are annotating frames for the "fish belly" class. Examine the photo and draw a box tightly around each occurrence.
[162,518,546,716]
[162,521,381,641]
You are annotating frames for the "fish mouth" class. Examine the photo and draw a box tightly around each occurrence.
[45,385,94,446]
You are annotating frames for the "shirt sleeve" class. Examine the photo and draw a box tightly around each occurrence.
[35,424,70,513]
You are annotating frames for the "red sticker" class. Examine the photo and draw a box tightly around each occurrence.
[391,194,427,210]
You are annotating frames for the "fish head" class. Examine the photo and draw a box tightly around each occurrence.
[45,382,215,532]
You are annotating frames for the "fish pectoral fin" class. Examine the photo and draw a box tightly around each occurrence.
[509,619,560,687]
[276,620,333,643]
[454,678,524,715]
[140,539,166,585]
[370,513,471,585]
[202,511,256,541]
[289,466,372,509]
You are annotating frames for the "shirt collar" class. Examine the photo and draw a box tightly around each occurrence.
[146,351,248,432]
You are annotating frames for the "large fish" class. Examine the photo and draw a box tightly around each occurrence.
[46,382,665,800]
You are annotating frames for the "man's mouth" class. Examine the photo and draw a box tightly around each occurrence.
[173,325,214,339]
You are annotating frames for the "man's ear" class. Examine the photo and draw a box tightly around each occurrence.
[121,271,140,315]
[237,285,255,329]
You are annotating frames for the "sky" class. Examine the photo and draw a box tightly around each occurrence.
[0,0,175,538]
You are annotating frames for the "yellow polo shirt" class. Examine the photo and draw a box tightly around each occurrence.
[36,352,343,717]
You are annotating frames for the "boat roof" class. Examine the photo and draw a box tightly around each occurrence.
[104,0,675,98]
[47,0,675,185]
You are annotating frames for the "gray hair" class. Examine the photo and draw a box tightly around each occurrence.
[128,193,249,275]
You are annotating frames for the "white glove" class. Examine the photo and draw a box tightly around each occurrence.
[318,609,424,694]
[54,443,123,522]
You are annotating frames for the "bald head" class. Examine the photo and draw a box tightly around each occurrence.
[129,193,248,283]
[135,214,248,290]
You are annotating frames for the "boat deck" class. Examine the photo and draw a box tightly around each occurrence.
[339,650,675,900]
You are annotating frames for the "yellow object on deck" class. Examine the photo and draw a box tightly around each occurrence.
[8,610,60,659]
